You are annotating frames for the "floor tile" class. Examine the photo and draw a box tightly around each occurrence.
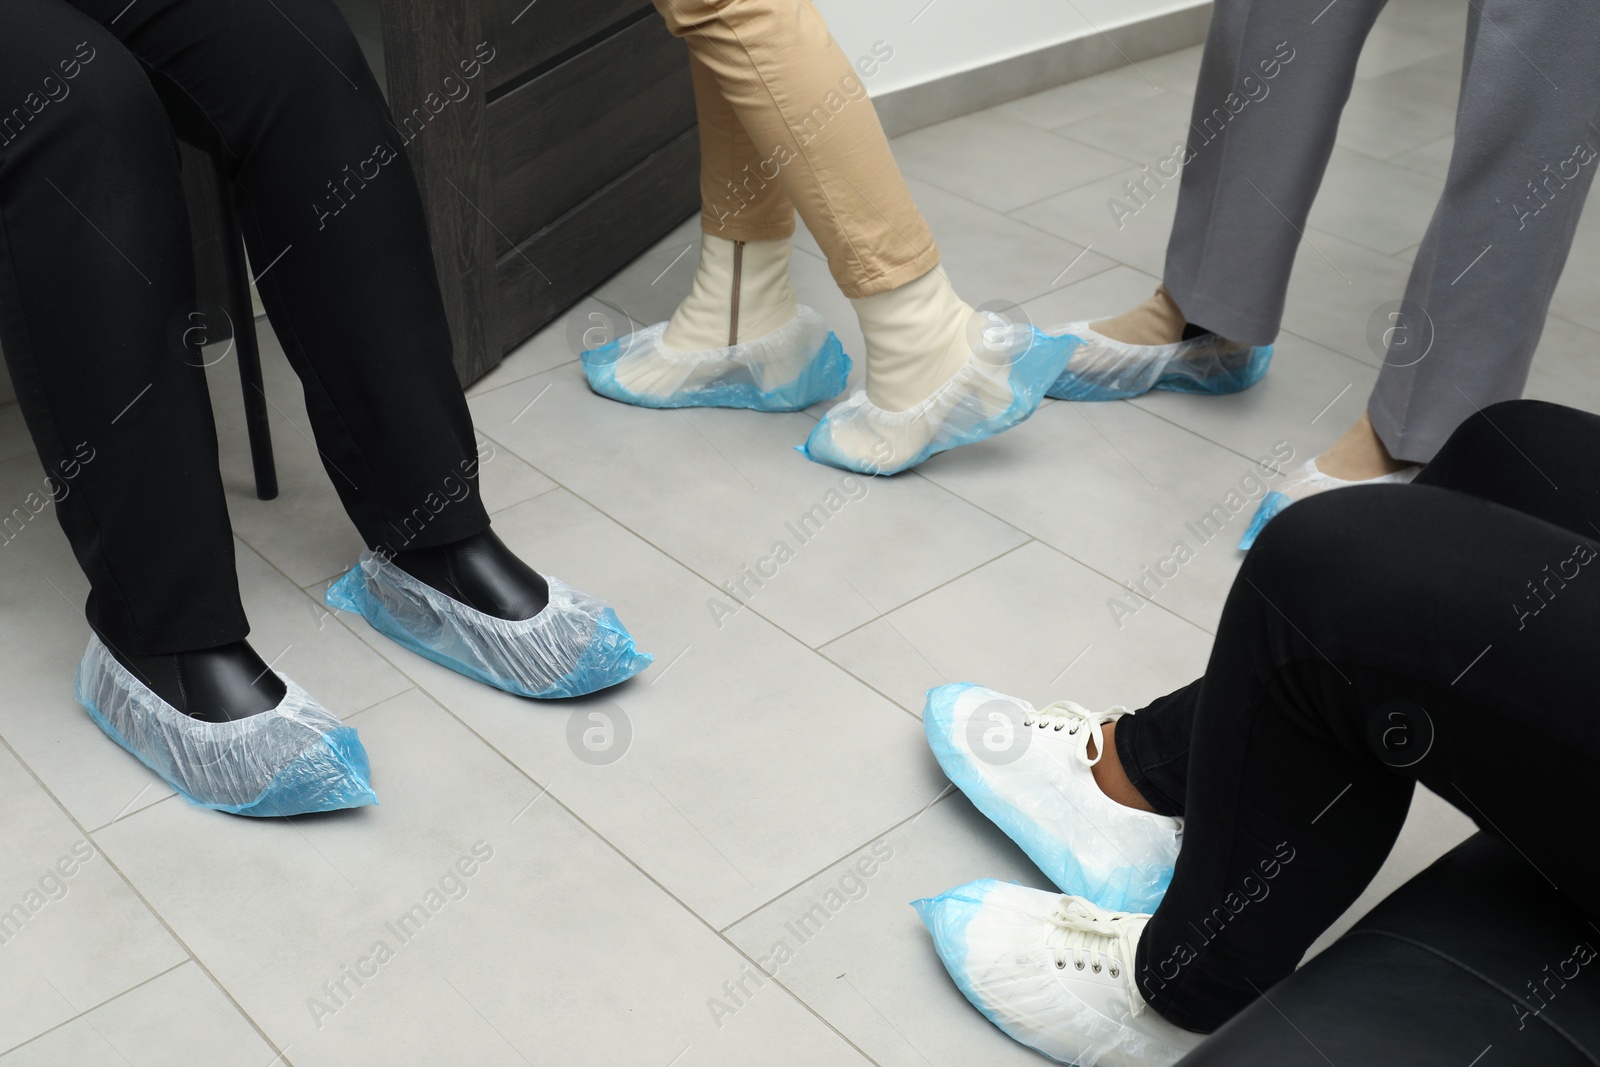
[1009,161,1181,281]
[1337,54,1461,161]
[994,65,1165,132]
[1388,134,1454,182]
[1279,228,1418,364]
[469,369,1030,648]
[891,112,1133,213]
[1054,89,1199,172]
[821,539,1213,716]
[93,688,868,1067]
[1305,147,1445,256]
[0,962,276,1067]
[0,742,185,1053]
[321,489,951,929]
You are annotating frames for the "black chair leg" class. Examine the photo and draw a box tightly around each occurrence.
[209,165,278,502]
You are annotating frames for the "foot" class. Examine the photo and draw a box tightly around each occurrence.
[1315,411,1414,481]
[109,640,287,723]
[1050,285,1271,401]
[915,879,1204,1066]
[79,635,376,816]
[1237,413,1422,550]
[803,267,1073,475]
[392,528,549,621]
[582,233,849,411]
[923,684,1181,912]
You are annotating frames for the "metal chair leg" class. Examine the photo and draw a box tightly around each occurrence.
[209,164,278,502]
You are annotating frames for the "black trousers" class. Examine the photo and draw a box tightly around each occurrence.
[0,0,490,656]
[1113,399,1600,1031]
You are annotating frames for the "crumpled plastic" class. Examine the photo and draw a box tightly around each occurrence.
[581,305,850,411]
[1045,323,1272,401]
[74,635,377,817]
[914,878,1201,1066]
[923,683,1180,913]
[326,550,652,698]
[800,318,1076,475]
[1238,457,1422,550]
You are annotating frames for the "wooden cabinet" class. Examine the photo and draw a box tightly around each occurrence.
[372,0,699,384]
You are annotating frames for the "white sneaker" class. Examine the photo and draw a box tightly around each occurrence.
[915,879,1204,1066]
[924,683,1180,913]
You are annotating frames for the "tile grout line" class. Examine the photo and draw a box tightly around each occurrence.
[0,957,192,1058]
[0,733,297,1067]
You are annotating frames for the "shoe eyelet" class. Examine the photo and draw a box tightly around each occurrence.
[1092,961,1102,974]
[1053,723,1065,732]
[1055,959,1066,970]
[1074,960,1085,971]
[1110,966,1120,978]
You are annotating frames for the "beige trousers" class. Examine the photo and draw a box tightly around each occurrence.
[653,0,940,298]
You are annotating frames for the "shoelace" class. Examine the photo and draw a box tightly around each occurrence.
[1045,896,1146,1017]
[1021,700,1126,769]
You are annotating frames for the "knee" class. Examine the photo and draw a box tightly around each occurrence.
[1242,486,1405,604]
[1449,399,1587,451]
[3,41,172,167]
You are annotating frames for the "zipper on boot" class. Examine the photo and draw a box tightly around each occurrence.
[729,239,745,347]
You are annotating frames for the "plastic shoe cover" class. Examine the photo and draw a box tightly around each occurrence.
[800,317,1076,475]
[923,684,1179,913]
[1045,322,1272,402]
[914,879,1202,1066]
[1238,457,1421,550]
[74,635,376,817]
[581,305,850,412]
[326,551,652,698]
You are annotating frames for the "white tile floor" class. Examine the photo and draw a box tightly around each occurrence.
[4,0,1593,1061]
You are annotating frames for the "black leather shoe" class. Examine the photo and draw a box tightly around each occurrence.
[109,640,287,723]
[390,528,550,621]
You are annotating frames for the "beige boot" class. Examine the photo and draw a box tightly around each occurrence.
[663,233,799,350]
[851,265,983,413]
[1089,284,1187,346]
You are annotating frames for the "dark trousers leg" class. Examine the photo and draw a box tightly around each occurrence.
[67,0,492,556]
[1119,401,1600,1031]
[0,1,249,655]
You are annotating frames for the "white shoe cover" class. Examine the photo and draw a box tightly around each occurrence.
[915,879,1203,1066]
[1047,323,1272,402]
[582,306,850,412]
[924,684,1180,913]
[800,317,1075,475]
[74,635,377,817]
[326,550,652,699]
[1238,457,1421,550]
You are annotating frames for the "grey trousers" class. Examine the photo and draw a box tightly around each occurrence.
[1165,0,1600,461]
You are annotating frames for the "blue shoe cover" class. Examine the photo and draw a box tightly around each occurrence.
[800,319,1076,475]
[326,551,652,698]
[582,306,850,412]
[914,879,1201,1064]
[923,683,1179,913]
[74,635,377,817]
[1045,322,1272,401]
[1237,458,1421,550]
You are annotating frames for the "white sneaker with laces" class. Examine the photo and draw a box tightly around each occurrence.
[915,879,1204,1066]
[924,683,1181,913]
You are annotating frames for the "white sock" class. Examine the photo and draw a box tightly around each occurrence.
[662,233,799,351]
[851,265,981,412]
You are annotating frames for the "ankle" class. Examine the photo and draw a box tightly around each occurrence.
[664,233,798,350]
[1090,284,1189,347]
[1316,411,1414,481]
[854,265,978,412]
[1088,722,1159,813]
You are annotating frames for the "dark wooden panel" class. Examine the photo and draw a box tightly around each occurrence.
[494,127,699,355]
[381,0,498,386]
[479,0,652,94]
[487,14,695,247]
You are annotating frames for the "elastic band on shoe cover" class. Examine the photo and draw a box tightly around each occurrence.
[581,305,851,412]
[74,635,376,817]
[1237,458,1421,550]
[1046,322,1273,401]
[799,318,1077,475]
[326,550,652,699]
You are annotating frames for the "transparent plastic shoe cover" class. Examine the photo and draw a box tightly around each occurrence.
[924,684,1179,913]
[581,305,850,412]
[800,317,1077,475]
[326,551,652,698]
[914,879,1201,1066]
[1045,323,1272,402]
[74,635,376,817]
[1238,457,1422,550]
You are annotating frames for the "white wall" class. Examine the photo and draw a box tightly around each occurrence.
[815,0,1197,97]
